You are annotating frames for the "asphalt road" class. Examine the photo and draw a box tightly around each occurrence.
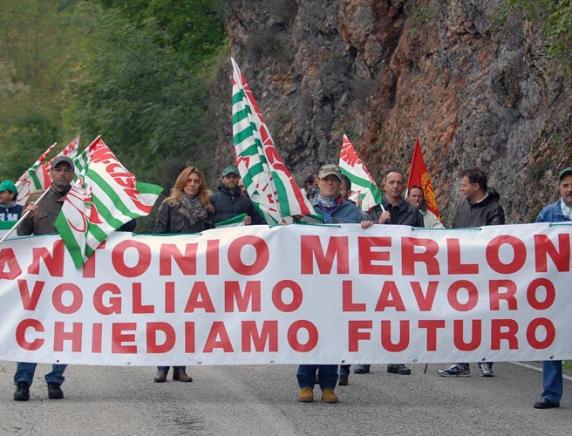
[0,362,570,435]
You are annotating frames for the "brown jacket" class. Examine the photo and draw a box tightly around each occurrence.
[17,186,69,235]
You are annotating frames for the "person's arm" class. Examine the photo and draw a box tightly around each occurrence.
[487,205,506,225]
[414,209,424,227]
[153,202,170,233]
[17,198,38,236]
[206,208,215,229]
[17,214,34,236]
[535,206,547,223]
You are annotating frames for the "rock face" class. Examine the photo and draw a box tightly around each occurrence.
[210,0,572,224]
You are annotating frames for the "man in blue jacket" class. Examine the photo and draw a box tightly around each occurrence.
[533,167,572,409]
[297,164,371,404]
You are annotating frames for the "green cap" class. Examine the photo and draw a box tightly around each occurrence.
[222,165,240,177]
[0,180,17,193]
[559,167,572,182]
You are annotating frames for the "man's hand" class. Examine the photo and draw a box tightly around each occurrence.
[378,210,391,224]
[24,202,38,217]
[361,220,374,229]
[243,216,252,225]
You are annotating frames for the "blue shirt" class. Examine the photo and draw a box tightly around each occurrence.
[536,200,571,224]
[0,202,23,222]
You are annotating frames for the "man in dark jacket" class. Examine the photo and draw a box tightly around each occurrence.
[211,165,264,225]
[368,171,424,227]
[0,180,23,224]
[438,167,505,378]
[13,156,74,402]
[354,170,423,377]
[533,167,572,409]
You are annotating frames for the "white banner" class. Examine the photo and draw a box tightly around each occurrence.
[0,223,571,366]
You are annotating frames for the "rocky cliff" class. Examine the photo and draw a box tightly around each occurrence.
[208,0,572,224]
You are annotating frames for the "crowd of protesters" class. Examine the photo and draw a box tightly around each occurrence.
[1,159,571,407]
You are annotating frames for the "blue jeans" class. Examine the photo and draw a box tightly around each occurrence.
[157,366,186,372]
[14,362,67,386]
[541,360,562,404]
[297,365,337,389]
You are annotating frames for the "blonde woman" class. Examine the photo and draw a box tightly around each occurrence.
[153,166,214,383]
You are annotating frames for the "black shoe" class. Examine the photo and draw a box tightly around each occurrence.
[338,374,349,386]
[154,369,168,383]
[354,365,370,374]
[14,382,30,401]
[533,398,559,409]
[173,368,193,382]
[387,364,411,375]
[47,383,64,400]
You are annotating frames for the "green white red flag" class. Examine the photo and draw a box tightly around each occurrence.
[15,142,58,206]
[338,135,382,211]
[407,138,441,220]
[231,58,317,224]
[55,137,162,268]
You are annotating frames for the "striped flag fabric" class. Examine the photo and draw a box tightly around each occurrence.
[214,213,247,228]
[407,138,441,220]
[15,142,58,206]
[231,58,318,224]
[338,135,382,211]
[56,137,162,268]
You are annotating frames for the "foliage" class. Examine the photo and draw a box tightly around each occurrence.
[0,0,81,177]
[502,0,572,69]
[97,0,225,71]
[0,0,227,193]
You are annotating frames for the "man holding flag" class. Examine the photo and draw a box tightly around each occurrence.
[354,170,423,376]
[211,165,265,226]
[13,155,75,401]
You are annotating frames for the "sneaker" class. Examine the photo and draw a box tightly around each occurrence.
[387,364,411,375]
[338,374,349,386]
[14,382,30,401]
[354,364,370,374]
[298,387,314,402]
[47,383,64,400]
[478,363,494,377]
[321,388,338,403]
[438,365,470,377]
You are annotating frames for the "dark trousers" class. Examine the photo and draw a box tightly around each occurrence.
[157,366,186,372]
[14,362,67,386]
[297,365,337,389]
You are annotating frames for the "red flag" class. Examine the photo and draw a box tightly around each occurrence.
[407,139,441,219]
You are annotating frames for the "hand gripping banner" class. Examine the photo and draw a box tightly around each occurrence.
[0,223,570,366]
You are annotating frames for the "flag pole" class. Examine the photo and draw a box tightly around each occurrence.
[15,142,58,187]
[0,188,51,246]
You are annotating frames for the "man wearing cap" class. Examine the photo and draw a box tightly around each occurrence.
[0,180,23,224]
[13,155,75,401]
[354,170,423,376]
[297,164,372,404]
[211,165,264,225]
[533,167,572,409]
